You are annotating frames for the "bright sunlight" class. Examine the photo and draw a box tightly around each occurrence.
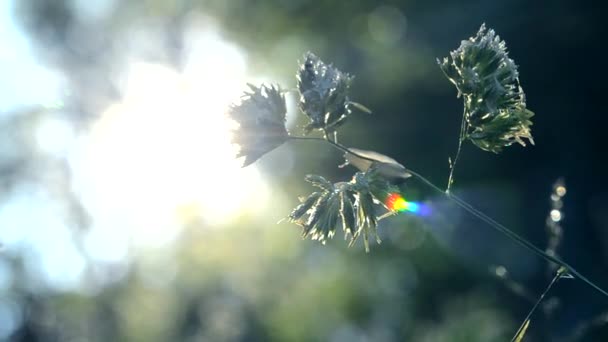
[70,30,270,255]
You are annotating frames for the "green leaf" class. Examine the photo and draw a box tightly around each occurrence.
[343,148,411,183]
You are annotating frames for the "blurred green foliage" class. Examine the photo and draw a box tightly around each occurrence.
[2,0,608,341]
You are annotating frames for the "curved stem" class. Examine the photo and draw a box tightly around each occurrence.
[510,267,565,342]
[288,135,608,298]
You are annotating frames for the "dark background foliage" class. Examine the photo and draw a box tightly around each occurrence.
[1,0,607,341]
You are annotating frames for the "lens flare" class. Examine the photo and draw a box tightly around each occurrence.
[384,193,429,216]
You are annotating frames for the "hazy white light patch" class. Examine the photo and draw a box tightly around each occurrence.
[34,115,75,157]
[0,189,49,249]
[70,31,270,253]
[183,29,247,98]
[24,226,87,291]
[83,221,130,264]
[0,0,65,114]
[0,188,86,291]
[550,209,562,222]
[284,90,300,129]
[71,0,116,21]
[0,259,13,292]
[136,250,178,289]
[494,265,507,278]
[368,6,407,46]
[0,299,22,339]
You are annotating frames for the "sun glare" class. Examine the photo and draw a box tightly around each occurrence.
[71,33,270,251]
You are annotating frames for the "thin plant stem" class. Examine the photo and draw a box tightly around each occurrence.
[510,267,566,342]
[407,168,608,298]
[288,135,608,298]
[446,109,468,193]
[288,136,367,160]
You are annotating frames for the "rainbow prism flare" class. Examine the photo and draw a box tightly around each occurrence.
[384,193,428,216]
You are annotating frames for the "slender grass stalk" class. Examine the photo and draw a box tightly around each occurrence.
[410,170,608,298]
[288,135,608,298]
[510,267,567,342]
[446,108,468,193]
